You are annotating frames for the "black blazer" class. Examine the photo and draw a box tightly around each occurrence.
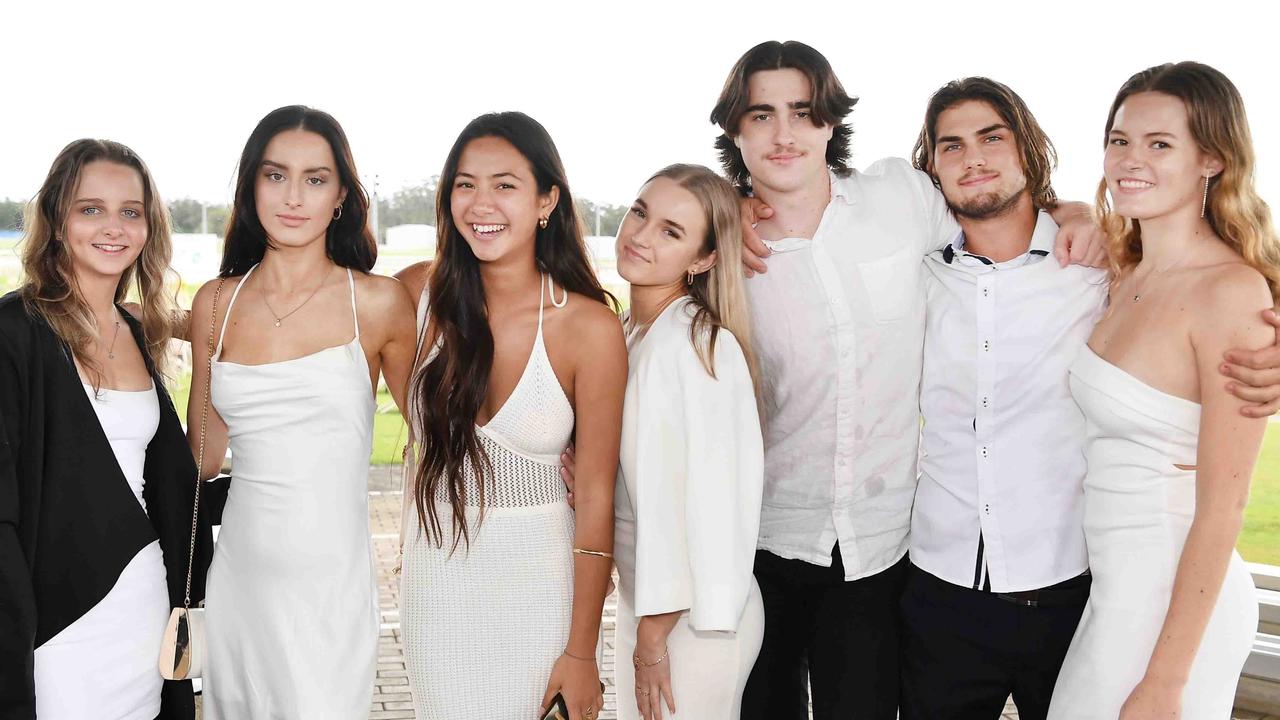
[0,291,214,720]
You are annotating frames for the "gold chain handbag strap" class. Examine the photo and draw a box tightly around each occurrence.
[182,278,226,610]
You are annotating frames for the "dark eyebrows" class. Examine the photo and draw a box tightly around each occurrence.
[744,99,811,114]
[456,170,521,180]
[977,123,1009,136]
[664,218,687,234]
[260,159,332,173]
[634,198,648,210]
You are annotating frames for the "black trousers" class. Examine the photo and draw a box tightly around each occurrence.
[899,563,1090,720]
[741,546,909,720]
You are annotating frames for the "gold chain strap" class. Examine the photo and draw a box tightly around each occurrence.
[182,279,226,610]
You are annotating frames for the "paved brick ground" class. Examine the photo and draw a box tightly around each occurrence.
[197,467,1277,720]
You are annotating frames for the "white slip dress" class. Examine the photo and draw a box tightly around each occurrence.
[401,274,577,719]
[203,265,379,720]
[34,383,168,720]
[1047,347,1257,719]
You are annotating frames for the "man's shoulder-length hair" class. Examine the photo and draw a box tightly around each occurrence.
[709,40,858,194]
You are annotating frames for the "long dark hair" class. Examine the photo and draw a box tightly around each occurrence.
[912,76,1059,211]
[220,105,376,276]
[412,111,615,549]
[709,40,858,194]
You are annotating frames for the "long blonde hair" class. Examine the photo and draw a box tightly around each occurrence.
[1096,62,1280,301]
[20,139,178,387]
[648,164,759,389]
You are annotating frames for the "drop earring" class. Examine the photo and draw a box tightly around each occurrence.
[1200,172,1211,219]
[538,216,549,229]
[686,270,694,285]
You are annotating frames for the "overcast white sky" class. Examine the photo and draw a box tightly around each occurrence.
[2,0,1277,212]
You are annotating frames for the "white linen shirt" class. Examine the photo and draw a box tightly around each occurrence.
[913,212,1108,592]
[746,158,957,581]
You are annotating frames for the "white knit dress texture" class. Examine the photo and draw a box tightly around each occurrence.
[402,275,576,719]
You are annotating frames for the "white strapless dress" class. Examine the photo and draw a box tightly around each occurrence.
[1048,347,1257,719]
[203,266,379,719]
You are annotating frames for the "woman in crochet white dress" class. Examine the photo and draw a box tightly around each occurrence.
[396,112,626,720]
[1046,63,1271,719]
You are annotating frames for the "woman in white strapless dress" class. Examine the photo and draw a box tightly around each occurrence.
[396,112,626,720]
[188,106,417,719]
[611,165,765,720]
[1047,63,1277,719]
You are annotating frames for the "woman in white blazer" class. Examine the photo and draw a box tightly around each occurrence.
[611,164,766,720]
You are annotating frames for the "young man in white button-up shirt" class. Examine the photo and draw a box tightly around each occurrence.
[712,43,1103,720]
[900,77,1280,720]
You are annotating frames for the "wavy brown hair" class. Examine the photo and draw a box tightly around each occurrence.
[19,139,177,388]
[412,112,616,550]
[912,76,1059,211]
[709,40,858,194]
[646,164,759,389]
[1096,61,1280,302]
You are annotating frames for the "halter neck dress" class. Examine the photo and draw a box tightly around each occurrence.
[401,275,577,719]
[202,265,379,720]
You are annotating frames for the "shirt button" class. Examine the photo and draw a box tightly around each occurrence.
[984,503,991,514]
[982,287,990,297]
[981,447,989,458]
[982,396,989,408]
[983,340,991,352]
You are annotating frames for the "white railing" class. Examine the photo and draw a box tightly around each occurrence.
[1239,563,1280,714]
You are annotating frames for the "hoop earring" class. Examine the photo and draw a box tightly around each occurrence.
[538,216,549,229]
[686,270,695,286]
[1200,173,1211,219]
[333,206,343,220]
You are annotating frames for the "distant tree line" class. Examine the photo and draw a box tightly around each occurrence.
[0,183,628,240]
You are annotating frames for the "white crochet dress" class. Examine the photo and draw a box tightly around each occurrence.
[401,276,576,719]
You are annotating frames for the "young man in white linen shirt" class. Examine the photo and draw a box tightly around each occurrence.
[899,77,1280,720]
[714,42,1103,720]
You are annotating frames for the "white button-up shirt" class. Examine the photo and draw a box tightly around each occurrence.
[912,212,1108,592]
[746,158,957,581]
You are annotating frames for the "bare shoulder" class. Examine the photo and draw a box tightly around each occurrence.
[558,292,624,338]
[356,271,415,311]
[1191,260,1273,343]
[394,261,433,305]
[192,276,242,318]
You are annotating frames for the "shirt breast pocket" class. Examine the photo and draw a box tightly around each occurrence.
[855,248,919,323]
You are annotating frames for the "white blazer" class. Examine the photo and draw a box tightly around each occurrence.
[614,296,764,632]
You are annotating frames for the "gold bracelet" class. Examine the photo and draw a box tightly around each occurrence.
[563,649,595,662]
[572,548,613,559]
[633,648,669,669]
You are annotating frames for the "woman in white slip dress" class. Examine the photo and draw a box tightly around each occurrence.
[611,165,765,720]
[396,112,626,720]
[1,140,211,720]
[1047,63,1277,719]
[188,106,417,719]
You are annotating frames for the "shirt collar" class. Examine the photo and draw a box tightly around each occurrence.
[830,170,858,206]
[944,210,1057,269]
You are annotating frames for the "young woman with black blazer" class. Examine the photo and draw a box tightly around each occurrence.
[0,139,213,720]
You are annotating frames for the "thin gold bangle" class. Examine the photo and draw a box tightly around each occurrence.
[563,649,595,662]
[633,648,669,669]
[572,548,613,559]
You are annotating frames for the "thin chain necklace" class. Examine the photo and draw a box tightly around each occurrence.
[1130,242,1197,303]
[105,308,122,359]
[261,267,333,327]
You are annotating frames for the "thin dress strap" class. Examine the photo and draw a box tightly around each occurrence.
[537,273,547,336]
[216,263,258,357]
[347,268,360,339]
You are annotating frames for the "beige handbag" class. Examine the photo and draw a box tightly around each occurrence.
[159,279,225,681]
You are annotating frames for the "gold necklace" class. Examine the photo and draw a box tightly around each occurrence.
[1130,244,1196,303]
[105,308,122,360]
[261,267,332,327]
